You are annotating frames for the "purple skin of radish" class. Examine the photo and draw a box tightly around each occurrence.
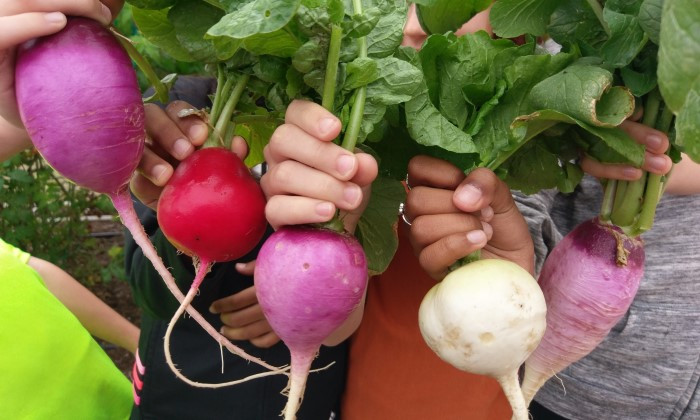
[522,217,644,404]
[15,17,280,375]
[254,226,368,420]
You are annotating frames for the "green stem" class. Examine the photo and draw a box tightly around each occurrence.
[341,0,369,152]
[322,25,343,112]
[209,65,229,125]
[112,29,169,104]
[610,173,646,228]
[642,89,661,127]
[205,74,249,149]
[600,179,617,221]
[632,103,675,235]
[585,0,611,37]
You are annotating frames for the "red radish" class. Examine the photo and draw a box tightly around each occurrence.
[15,17,281,377]
[254,226,368,420]
[521,217,644,404]
[157,147,273,385]
[157,147,267,265]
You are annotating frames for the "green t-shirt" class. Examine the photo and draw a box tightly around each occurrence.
[0,239,132,419]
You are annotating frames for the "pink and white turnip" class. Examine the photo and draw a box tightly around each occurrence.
[254,226,368,420]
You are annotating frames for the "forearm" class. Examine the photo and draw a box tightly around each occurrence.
[0,115,31,163]
[28,256,140,354]
[664,154,700,195]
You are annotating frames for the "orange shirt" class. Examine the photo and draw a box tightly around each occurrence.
[342,226,511,420]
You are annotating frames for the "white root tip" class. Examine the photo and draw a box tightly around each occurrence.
[497,371,529,420]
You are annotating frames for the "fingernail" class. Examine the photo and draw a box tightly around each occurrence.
[343,185,361,206]
[646,134,664,151]
[316,202,334,217]
[173,138,192,159]
[235,262,246,271]
[319,118,338,136]
[455,184,481,206]
[336,155,356,177]
[622,167,641,179]
[209,305,217,314]
[189,124,208,141]
[100,4,113,24]
[45,12,66,24]
[482,222,493,239]
[466,230,487,244]
[647,155,669,172]
[153,164,169,182]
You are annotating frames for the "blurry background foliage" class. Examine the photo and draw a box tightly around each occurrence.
[0,4,196,285]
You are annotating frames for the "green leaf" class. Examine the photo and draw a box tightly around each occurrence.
[547,0,608,52]
[242,29,302,57]
[253,56,289,83]
[600,7,648,68]
[490,0,560,38]
[127,0,178,10]
[365,57,423,106]
[415,0,491,35]
[619,43,658,96]
[501,139,583,194]
[132,7,195,62]
[344,57,379,90]
[169,1,240,62]
[475,53,574,167]
[344,7,381,38]
[292,39,323,74]
[658,0,700,112]
[674,83,700,162]
[233,113,278,168]
[207,0,301,39]
[512,109,645,166]
[366,0,407,58]
[528,65,635,127]
[355,176,405,275]
[638,0,663,44]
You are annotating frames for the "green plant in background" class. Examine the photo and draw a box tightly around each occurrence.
[0,150,125,285]
[113,4,205,92]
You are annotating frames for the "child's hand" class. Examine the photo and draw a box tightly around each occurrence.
[581,120,672,180]
[129,100,248,210]
[260,100,378,233]
[209,261,280,349]
[404,156,534,280]
[0,1,118,127]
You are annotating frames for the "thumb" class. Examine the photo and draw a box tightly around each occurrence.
[452,168,513,215]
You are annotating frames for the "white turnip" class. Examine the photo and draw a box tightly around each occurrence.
[419,259,547,420]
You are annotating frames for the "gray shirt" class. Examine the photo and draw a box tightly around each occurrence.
[516,176,700,420]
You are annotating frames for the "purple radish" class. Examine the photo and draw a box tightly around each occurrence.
[521,217,645,404]
[15,17,278,374]
[254,226,368,420]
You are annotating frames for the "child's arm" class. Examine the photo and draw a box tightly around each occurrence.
[0,115,31,162]
[27,256,140,354]
[664,154,700,195]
